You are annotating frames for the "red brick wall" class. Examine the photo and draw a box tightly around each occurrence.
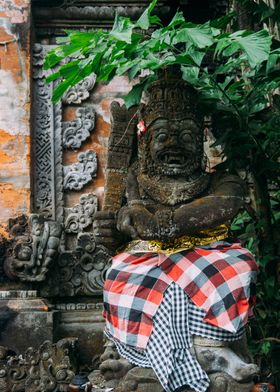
[63,76,132,210]
[0,0,31,227]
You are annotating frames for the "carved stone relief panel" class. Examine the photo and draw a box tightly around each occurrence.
[33,1,171,36]
[4,214,62,282]
[32,44,64,222]
[32,44,98,220]
[31,43,110,295]
[64,193,98,234]
[0,338,78,392]
[0,214,62,283]
[62,75,97,105]
[62,106,95,149]
[40,233,111,297]
[63,150,98,191]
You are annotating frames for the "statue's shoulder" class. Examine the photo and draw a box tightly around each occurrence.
[210,170,246,195]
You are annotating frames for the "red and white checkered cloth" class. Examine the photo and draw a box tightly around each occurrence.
[103,241,258,349]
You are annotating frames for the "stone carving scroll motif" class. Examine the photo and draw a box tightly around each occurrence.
[64,193,98,234]
[41,233,111,297]
[62,107,95,149]
[62,74,96,104]
[76,233,110,292]
[4,214,62,282]
[0,338,78,392]
[63,150,98,190]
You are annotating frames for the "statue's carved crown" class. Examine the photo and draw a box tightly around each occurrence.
[141,67,202,127]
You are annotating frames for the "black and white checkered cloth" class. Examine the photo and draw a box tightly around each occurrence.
[106,282,246,392]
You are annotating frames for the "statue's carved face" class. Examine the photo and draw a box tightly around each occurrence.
[148,118,202,177]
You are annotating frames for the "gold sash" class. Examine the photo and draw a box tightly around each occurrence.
[122,224,229,255]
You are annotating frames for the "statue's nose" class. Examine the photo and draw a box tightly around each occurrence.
[166,133,179,146]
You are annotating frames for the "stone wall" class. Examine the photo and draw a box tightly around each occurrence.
[0,0,31,228]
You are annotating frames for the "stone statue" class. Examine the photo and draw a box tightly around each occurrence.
[94,67,259,392]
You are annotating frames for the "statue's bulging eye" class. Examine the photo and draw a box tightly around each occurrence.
[181,131,192,143]
[156,132,168,142]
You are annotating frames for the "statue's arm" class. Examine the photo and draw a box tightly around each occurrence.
[116,164,158,240]
[117,172,246,241]
[173,173,245,235]
[92,211,128,253]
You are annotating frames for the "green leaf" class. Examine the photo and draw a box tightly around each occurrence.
[110,14,135,43]
[173,22,215,48]
[127,63,142,80]
[168,11,185,28]
[257,0,274,22]
[149,15,162,26]
[116,58,141,76]
[230,30,272,68]
[266,50,280,73]
[210,12,235,29]
[124,82,146,108]
[98,64,116,81]
[44,50,64,70]
[124,76,155,108]
[188,48,205,66]
[215,57,244,74]
[58,60,80,78]
[136,0,158,30]
[173,53,195,66]
[45,71,61,83]
[264,276,276,298]
[261,341,271,355]
[257,308,267,320]
[214,34,231,59]
[222,42,240,57]
[67,31,96,45]
[90,53,105,77]
[61,43,83,58]
[52,71,85,103]
[181,66,200,84]
[146,38,161,51]
[136,9,150,30]
[56,36,70,44]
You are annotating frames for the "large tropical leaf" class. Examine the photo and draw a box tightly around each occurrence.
[110,15,135,43]
[230,30,272,68]
[173,22,215,48]
[136,0,159,30]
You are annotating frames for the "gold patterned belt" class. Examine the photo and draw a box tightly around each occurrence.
[121,224,229,255]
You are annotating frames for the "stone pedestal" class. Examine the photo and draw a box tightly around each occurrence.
[0,290,55,353]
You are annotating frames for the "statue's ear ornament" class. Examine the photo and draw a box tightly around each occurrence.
[137,120,147,137]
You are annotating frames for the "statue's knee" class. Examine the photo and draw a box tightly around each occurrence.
[192,336,259,384]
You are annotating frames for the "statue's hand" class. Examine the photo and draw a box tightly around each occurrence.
[117,205,157,240]
[93,211,124,252]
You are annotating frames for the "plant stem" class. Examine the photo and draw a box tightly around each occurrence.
[257,337,280,344]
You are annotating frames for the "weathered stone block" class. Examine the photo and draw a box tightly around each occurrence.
[54,305,105,366]
[0,290,54,353]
